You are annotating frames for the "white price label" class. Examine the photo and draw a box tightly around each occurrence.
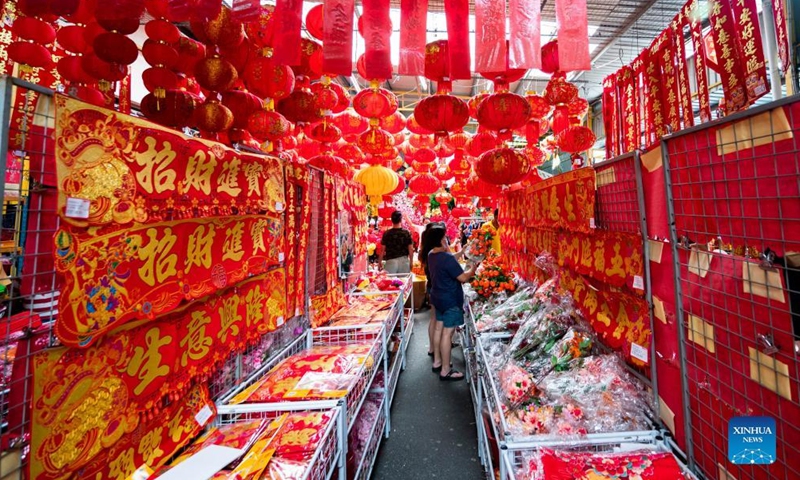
[131,465,153,480]
[589,218,596,228]
[276,316,284,326]
[65,197,91,219]
[275,201,284,211]
[279,252,285,262]
[630,343,649,363]
[633,275,644,290]
[194,404,213,426]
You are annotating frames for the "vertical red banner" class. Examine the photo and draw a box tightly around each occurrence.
[556,0,591,71]
[231,0,261,22]
[273,0,304,66]
[645,47,666,139]
[633,53,648,148]
[671,20,694,130]
[617,66,638,153]
[399,0,428,75]
[689,17,712,123]
[119,73,131,115]
[602,75,619,159]
[444,0,471,80]
[658,34,681,133]
[772,0,790,71]
[731,0,769,101]
[323,0,356,75]
[708,0,747,111]
[475,0,507,73]
[509,0,541,69]
[362,0,393,80]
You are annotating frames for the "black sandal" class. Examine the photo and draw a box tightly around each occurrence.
[431,363,452,373]
[439,369,465,381]
[427,351,434,357]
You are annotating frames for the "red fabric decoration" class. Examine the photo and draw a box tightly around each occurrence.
[248,110,291,142]
[689,18,712,123]
[526,93,552,119]
[540,39,559,74]
[708,0,747,111]
[335,109,369,136]
[544,75,578,106]
[307,121,343,143]
[379,111,407,134]
[231,0,261,22]
[425,40,451,82]
[413,94,469,135]
[537,449,685,479]
[476,92,531,133]
[358,127,395,154]
[293,39,324,81]
[508,0,541,69]
[399,0,428,75]
[362,0,393,80]
[323,0,355,75]
[466,131,497,157]
[353,88,398,119]
[444,0,471,79]
[140,89,197,128]
[306,4,324,40]
[409,173,440,195]
[194,98,234,132]
[273,0,304,66]
[556,0,590,71]
[730,0,769,102]
[557,125,596,153]
[311,80,349,113]
[195,56,238,92]
[474,0,506,73]
[244,55,295,100]
[476,147,530,185]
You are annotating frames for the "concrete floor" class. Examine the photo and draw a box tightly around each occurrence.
[372,310,485,480]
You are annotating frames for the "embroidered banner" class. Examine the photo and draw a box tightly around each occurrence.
[528,168,596,234]
[772,0,790,71]
[508,0,541,69]
[399,0,428,75]
[285,164,312,318]
[323,0,356,75]
[362,0,393,80]
[644,47,666,139]
[444,0,471,80]
[556,0,591,71]
[689,14,712,123]
[671,20,694,130]
[475,0,507,73]
[658,33,681,133]
[601,75,619,158]
[730,0,769,102]
[273,0,304,65]
[617,66,637,153]
[709,0,748,111]
[55,96,285,227]
[632,54,647,150]
[54,216,285,346]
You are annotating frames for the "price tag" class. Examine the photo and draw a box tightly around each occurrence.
[633,275,644,290]
[630,343,649,363]
[194,404,213,426]
[275,201,284,211]
[279,252,285,262]
[131,465,154,480]
[65,197,91,219]
[589,218,596,228]
[276,316,284,326]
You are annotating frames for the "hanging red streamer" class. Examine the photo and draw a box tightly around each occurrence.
[730,0,769,102]
[633,53,648,148]
[643,47,665,139]
[601,75,619,159]
[689,18,712,123]
[444,0,471,80]
[556,0,590,71]
[617,66,637,154]
[399,0,428,75]
[655,33,680,134]
[772,0,790,71]
[231,0,261,22]
[362,0,393,80]
[708,0,747,111]
[671,20,694,130]
[475,0,507,73]
[323,0,356,75]
[273,0,305,66]
[508,0,541,69]
[119,72,131,115]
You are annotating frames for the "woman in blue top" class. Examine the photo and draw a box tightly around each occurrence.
[426,228,480,381]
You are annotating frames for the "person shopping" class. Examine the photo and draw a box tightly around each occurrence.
[378,211,414,274]
[427,228,480,381]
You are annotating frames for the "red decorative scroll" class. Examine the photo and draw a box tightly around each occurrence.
[324,175,339,289]
[556,0,591,71]
[231,0,262,22]
[54,215,285,346]
[444,0,471,80]
[285,164,311,318]
[731,0,769,102]
[671,20,694,130]
[362,0,393,80]
[632,54,648,149]
[601,75,619,159]
[617,66,637,153]
[475,0,507,73]
[644,47,666,139]
[311,284,347,327]
[709,0,748,111]
[508,0,541,69]
[55,96,285,228]
[529,168,596,234]
[119,73,131,115]
[323,0,356,76]
[554,230,644,294]
[399,0,428,75]
[658,33,681,133]
[772,0,790,71]
[273,0,304,65]
[689,16,712,123]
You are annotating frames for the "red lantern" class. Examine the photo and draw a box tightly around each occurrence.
[409,173,441,195]
[567,97,589,121]
[353,88,398,119]
[244,6,275,49]
[94,0,144,34]
[425,40,450,83]
[476,93,531,133]
[309,154,348,176]
[12,17,56,44]
[435,190,453,204]
[191,7,244,49]
[70,85,105,107]
[142,39,178,70]
[335,109,369,137]
[297,138,322,159]
[469,175,501,198]
[243,55,295,100]
[339,144,366,165]
[544,75,579,106]
[448,155,472,175]
[9,42,52,69]
[57,25,90,54]
[434,140,455,159]
[195,56,238,92]
[541,40,559,74]
[292,39,323,81]
[248,110,291,142]
[447,132,470,150]
[526,93,552,119]
[526,146,545,167]
[557,125,596,153]
[413,94,469,136]
[378,205,395,218]
[358,128,395,155]
[403,168,415,179]
[140,89,197,128]
[278,89,322,124]
[389,178,405,194]
[306,4,324,40]
[57,56,94,84]
[475,148,530,186]
[414,148,436,164]
[406,114,432,135]
[450,181,469,198]
[174,37,206,75]
[81,53,127,82]
[435,167,455,182]
[93,32,138,65]
[307,121,343,143]
[409,134,435,149]
[145,19,180,43]
[413,161,432,173]
[468,93,489,119]
[380,111,406,134]
[466,131,497,157]
[142,67,179,93]
[194,99,234,132]
[450,206,471,218]
[221,89,264,130]
[311,80,348,113]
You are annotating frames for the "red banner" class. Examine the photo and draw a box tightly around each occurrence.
[55,96,285,228]
[672,20,694,130]
[444,0,471,80]
[772,0,790,71]
[119,73,131,115]
[399,0,428,75]
[528,168,596,234]
[362,0,393,80]
[617,66,638,153]
[602,75,619,158]
[556,0,591,71]
[731,0,769,102]
[285,164,311,318]
[322,0,355,75]
[508,0,541,69]
[709,0,748,111]
[689,16,712,123]
[273,0,304,65]
[475,0,507,73]
[658,33,681,134]
[644,47,666,139]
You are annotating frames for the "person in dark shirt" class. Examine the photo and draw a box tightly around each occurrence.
[427,228,480,381]
[379,211,414,274]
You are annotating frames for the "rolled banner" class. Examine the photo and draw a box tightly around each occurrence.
[475,0,507,73]
[399,0,428,75]
[556,0,591,71]
[323,0,356,75]
[273,0,304,65]
[362,0,393,80]
[444,0,471,80]
[509,0,541,69]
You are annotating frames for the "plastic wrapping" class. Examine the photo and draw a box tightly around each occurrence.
[508,0,541,69]
[347,393,384,477]
[399,0,428,75]
[516,448,687,480]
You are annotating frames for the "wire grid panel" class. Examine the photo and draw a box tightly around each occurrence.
[215,404,342,480]
[308,169,326,296]
[664,97,800,480]
[0,79,60,473]
[593,153,644,234]
[350,394,387,480]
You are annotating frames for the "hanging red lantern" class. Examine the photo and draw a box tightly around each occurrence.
[142,67,179,95]
[335,109,369,137]
[221,89,264,130]
[380,111,406,134]
[567,97,589,122]
[412,148,435,164]
[243,54,295,100]
[307,121,343,143]
[392,133,406,147]
[277,88,322,124]
[306,4,324,40]
[57,56,94,84]
[194,99,234,132]
[413,94,469,136]
[391,157,405,170]
[544,75,579,106]
[57,25,90,54]
[81,53,127,82]
[434,167,455,182]
[174,37,206,75]
[435,190,453,204]
[378,205,395,219]
[403,168,416,180]
[195,56,238,92]
[9,42,52,69]
[140,89,197,128]
[311,80,349,114]
[409,173,440,195]
[309,154,348,176]
[69,85,105,107]
[353,88,398,119]
[434,140,455,159]
[450,181,469,198]
[448,154,472,175]
[450,206,471,218]
[468,93,489,119]
[94,32,139,65]
[389,177,405,195]
[476,92,531,133]
[12,17,56,44]
[469,175,501,198]
[94,0,144,35]
[541,40,559,74]
[297,138,322,159]
[358,127,395,155]
[447,132,470,150]
[466,131,497,157]
[526,93,553,119]
[142,39,179,70]
[145,18,180,43]
[413,160,434,173]
[338,144,366,165]
[409,134,435,150]
[292,38,323,81]
[219,38,253,75]
[406,115,432,135]
[425,40,450,83]
[248,110,291,142]
[191,7,244,49]
[557,125,596,153]
[475,147,530,186]
[520,168,543,188]
[526,146,546,167]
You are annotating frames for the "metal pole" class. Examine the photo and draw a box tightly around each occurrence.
[661,138,696,471]
[763,0,785,99]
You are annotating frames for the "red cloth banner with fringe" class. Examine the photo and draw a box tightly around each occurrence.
[399,0,428,75]
[689,16,712,123]
[671,21,694,130]
[708,0,748,111]
[362,0,393,80]
[617,66,637,153]
[508,0,541,69]
[601,75,619,158]
[656,33,680,134]
[730,0,769,102]
[475,0,507,73]
[555,0,591,71]
[273,0,304,65]
[323,0,356,75]
[444,0,471,80]
[772,0,790,71]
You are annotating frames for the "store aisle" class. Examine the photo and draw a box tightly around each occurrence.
[373,310,485,480]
